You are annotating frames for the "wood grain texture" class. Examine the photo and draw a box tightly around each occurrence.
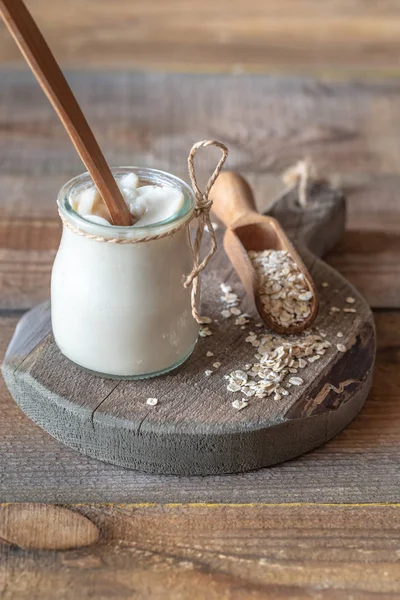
[0,68,397,498]
[2,502,400,599]
[1,72,400,308]
[0,504,99,550]
[2,182,376,475]
[0,310,397,502]
[1,1,400,77]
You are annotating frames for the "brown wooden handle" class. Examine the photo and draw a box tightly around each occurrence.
[210,171,257,227]
[0,0,133,226]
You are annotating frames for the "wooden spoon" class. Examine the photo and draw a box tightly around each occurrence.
[211,171,319,334]
[0,0,132,226]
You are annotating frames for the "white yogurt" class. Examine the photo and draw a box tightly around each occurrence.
[51,168,198,378]
[71,172,185,227]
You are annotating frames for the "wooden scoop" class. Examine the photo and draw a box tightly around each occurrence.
[211,171,319,334]
[0,0,132,226]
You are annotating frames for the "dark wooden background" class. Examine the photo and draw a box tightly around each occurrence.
[1,2,400,598]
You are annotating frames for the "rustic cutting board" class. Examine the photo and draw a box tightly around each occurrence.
[2,182,375,475]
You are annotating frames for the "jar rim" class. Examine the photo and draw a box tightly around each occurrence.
[57,167,195,240]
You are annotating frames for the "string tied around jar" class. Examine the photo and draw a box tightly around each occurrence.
[185,140,229,323]
[57,139,228,324]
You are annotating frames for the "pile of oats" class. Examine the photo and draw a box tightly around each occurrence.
[208,278,357,411]
[248,249,313,328]
[225,329,331,402]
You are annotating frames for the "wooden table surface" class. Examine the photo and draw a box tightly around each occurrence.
[1,2,400,598]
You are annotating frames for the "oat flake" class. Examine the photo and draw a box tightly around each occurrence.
[232,399,249,411]
[146,398,158,406]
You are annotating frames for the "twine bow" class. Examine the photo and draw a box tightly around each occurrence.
[185,140,228,323]
[58,139,228,324]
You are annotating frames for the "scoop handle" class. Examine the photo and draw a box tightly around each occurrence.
[211,171,257,227]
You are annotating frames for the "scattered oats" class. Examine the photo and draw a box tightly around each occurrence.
[232,370,248,383]
[243,389,256,398]
[213,362,221,369]
[321,282,329,288]
[248,249,314,329]
[199,326,212,337]
[345,297,356,304]
[219,283,240,309]
[230,307,241,316]
[199,316,212,324]
[221,309,231,319]
[336,343,347,353]
[289,377,304,386]
[235,315,249,326]
[330,306,341,313]
[241,325,246,330]
[343,308,357,313]
[205,369,213,376]
[337,332,343,338]
[146,398,158,406]
[232,399,248,411]
[220,295,335,406]
[227,382,241,392]
[255,322,263,328]
[225,293,239,305]
[206,351,214,357]
[308,355,321,363]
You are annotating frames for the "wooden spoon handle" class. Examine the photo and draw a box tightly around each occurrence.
[0,0,132,226]
[210,171,257,227]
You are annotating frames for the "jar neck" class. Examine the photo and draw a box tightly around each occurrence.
[57,167,195,241]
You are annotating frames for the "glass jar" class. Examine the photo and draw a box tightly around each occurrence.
[51,167,199,379]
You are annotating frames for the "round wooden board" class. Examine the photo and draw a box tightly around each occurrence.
[2,184,376,475]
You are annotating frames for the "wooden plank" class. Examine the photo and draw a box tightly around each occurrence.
[1,502,400,599]
[1,72,400,308]
[1,1,400,77]
[4,72,400,181]
[0,504,100,550]
[0,187,398,309]
[0,310,398,503]
[2,188,376,475]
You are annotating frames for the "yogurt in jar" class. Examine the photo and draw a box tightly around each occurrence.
[51,167,199,378]
[71,171,186,227]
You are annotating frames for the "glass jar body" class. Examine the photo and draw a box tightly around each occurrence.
[51,168,198,378]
